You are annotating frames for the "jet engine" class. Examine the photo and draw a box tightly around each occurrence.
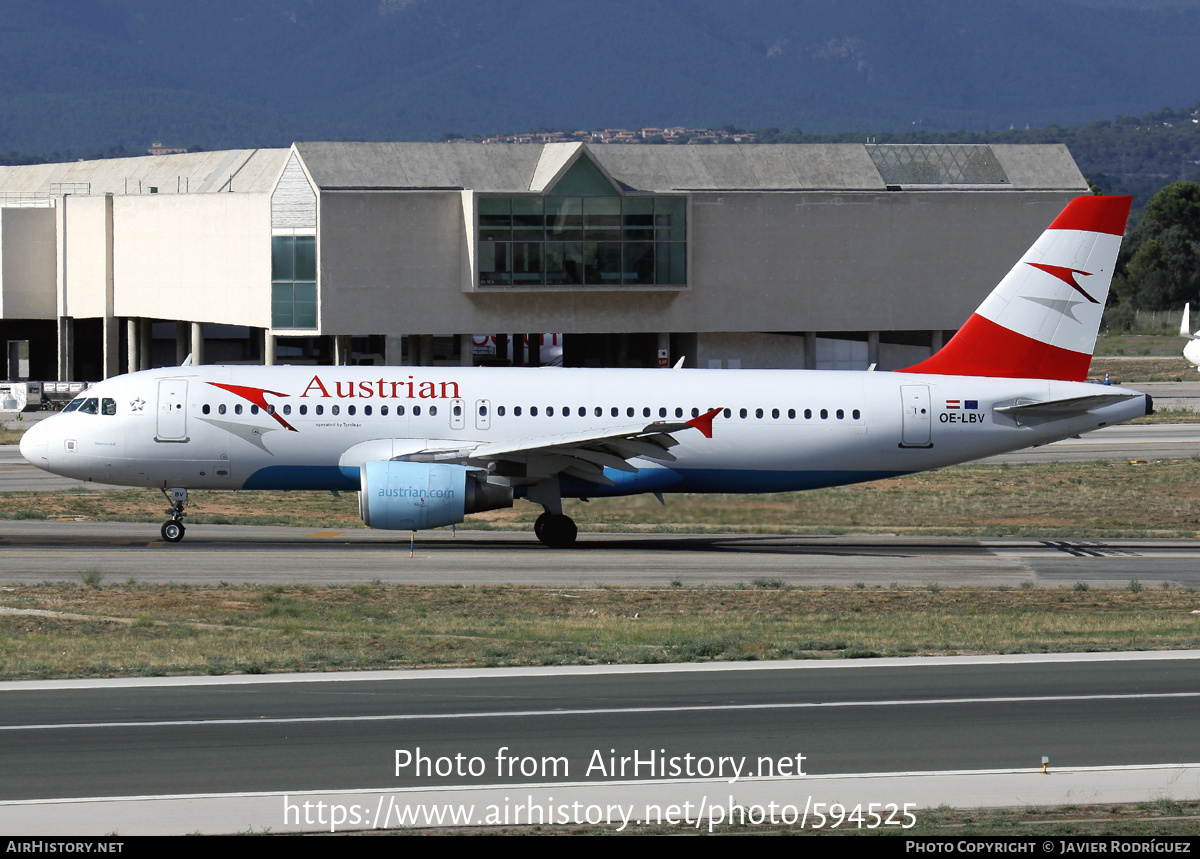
[358,461,512,530]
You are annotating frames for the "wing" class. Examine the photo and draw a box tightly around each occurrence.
[338,408,721,487]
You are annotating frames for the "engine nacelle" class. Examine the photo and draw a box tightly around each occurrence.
[358,461,512,530]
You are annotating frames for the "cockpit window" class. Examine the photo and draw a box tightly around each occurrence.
[77,398,99,415]
[62,398,82,413]
[101,398,116,416]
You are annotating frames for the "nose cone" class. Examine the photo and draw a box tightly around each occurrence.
[19,420,49,471]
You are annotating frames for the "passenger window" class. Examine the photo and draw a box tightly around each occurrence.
[347,405,356,416]
[514,406,522,416]
[397,405,405,416]
[250,405,259,415]
[836,409,844,420]
[531,406,539,416]
[643,407,651,418]
[659,407,667,418]
[267,405,276,415]
[675,407,683,418]
[852,409,861,420]
[611,407,618,417]
[772,408,779,419]
[316,405,324,415]
[691,408,700,417]
[595,406,602,417]
[283,405,292,415]
[723,408,731,418]
[364,405,372,416]
[332,405,340,416]
[299,405,307,415]
[234,404,243,415]
[202,404,211,415]
[820,409,828,419]
[496,406,504,417]
[429,405,437,416]
[739,408,747,419]
[219,404,227,415]
[804,409,812,419]
[453,404,462,417]
[381,405,388,416]
[414,405,422,416]
[755,408,763,419]
[627,407,634,417]
[788,409,795,419]
[578,407,586,417]
[102,398,116,416]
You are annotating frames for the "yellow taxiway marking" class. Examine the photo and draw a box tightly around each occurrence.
[306,531,347,538]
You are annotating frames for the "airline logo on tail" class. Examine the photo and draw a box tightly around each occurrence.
[901,195,1132,382]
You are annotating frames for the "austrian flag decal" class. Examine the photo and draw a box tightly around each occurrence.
[944,400,979,410]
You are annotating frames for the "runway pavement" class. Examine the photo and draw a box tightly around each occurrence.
[1,652,1197,834]
[1,521,1199,586]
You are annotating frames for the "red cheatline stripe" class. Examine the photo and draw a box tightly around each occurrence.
[899,314,1092,381]
[1046,195,1132,236]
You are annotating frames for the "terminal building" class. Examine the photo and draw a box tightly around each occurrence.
[0,141,1090,383]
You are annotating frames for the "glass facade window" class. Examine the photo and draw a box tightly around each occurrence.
[272,235,317,329]
[479,196,685,287]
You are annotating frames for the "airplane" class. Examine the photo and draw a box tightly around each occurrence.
[1180,303,1200,371]
[19,195,1148,548]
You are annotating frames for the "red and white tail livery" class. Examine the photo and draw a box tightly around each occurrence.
[20,196,1150,547]
[902,195,1131,380]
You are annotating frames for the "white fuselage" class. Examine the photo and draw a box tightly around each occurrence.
[20,365,1148,498]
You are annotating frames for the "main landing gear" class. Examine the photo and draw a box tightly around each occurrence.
[160,487,188,543]
[534,510,577,548]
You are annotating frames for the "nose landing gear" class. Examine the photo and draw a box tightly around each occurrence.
[160,487,188,543]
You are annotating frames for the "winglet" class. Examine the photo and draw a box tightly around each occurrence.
[686,407,722,439]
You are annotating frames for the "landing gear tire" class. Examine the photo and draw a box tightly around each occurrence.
[537,514,577,548]
[533,511,551,542]
[161,521,185,543]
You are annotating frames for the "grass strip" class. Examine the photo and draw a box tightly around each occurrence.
[1,581,1198,681]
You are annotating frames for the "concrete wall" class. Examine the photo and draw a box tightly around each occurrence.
[112,192,270,327]
[317,191,465,333]
[60,195,111,319]
[0,207,56,319]
[314,188,1078,338]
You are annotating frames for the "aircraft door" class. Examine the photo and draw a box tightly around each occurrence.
[450,398,465,430]
[899,385,932,448]
[475,399,491,430]
[156,380,189,442]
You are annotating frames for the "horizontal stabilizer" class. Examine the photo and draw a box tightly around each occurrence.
[994,392,1141,419]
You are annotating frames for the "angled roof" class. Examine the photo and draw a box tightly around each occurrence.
[0,149,289,197]
[293,141,1085,193]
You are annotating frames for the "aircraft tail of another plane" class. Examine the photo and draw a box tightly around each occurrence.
[900,195,1132,381]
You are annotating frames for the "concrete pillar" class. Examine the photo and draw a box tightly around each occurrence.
[127,319,138,374]
[868,331,880,367]
[494,334,508,366]
[332,335,350,366]
[384,335,404,365]
[931,330,945,353]
[264,330,276,366]
[418,335,435,366]
[527,333,541,367]
[139,319,152,370]
[459,333,474,366]
[56,317,73,382]
[102,317,119,379]
[190,321,204,366]
[175,321,189,365]
[804,332,818,370]
[101,194,118,379]
[511,334,525,367]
